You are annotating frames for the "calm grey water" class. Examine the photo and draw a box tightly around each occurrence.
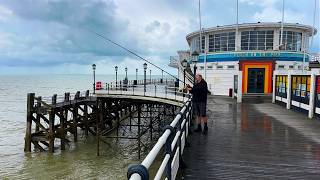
[0,74,160,179]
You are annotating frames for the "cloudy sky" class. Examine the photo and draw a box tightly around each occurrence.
[0,0,319,75]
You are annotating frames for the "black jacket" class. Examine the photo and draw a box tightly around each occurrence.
[190,79,208,103]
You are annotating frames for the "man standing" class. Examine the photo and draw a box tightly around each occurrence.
[187,74,208,134]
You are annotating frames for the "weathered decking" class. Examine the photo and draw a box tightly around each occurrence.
[181,96,320,179]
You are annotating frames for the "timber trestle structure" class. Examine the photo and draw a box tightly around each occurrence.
[24,90,180,158]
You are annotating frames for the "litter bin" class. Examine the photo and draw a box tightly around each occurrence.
[229,88,233,97]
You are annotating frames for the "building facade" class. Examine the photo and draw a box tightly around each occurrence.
[184,22,316,95]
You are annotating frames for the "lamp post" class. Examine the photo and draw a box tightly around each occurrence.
[182,59,188,98]
[182,59,188,86]
[143,63,147,95]
[115,66,118,90]
[92,64,96,94]
[136,68,138,81]
[191,51,199,85]
[149,69,152,83]
[125,67,128,79]
[161,70,164,83]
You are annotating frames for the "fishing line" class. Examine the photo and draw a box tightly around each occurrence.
[86,29,186,83]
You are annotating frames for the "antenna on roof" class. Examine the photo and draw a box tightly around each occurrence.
[279,0,285,48]
[310,0,317,52]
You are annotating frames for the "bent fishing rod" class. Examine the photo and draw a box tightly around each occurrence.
[87,29,186,84]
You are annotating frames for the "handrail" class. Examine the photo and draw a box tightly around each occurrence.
[127,99,192,180]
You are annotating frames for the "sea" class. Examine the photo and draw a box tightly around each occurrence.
[0,74,162,179]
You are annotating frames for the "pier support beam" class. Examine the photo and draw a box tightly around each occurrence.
[24,93,35,152]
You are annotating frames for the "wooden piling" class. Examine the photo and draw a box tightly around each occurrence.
[49,94,57,153]
[73,94,78,142]
[24,93,35,152]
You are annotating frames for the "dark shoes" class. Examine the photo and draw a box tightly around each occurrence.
[194,124,202,132]
[202,126,208,135]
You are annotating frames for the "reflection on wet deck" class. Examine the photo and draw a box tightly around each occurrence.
[181,96,320,179]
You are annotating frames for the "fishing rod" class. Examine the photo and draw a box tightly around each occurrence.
[86,29,186,83]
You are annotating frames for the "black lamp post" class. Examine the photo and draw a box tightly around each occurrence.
[161,70,164,83]
[182,59,188,98]
[191,51,199,85]
[143,63,147,94]
[92,64,96,94]
[136,68,138,81]
[125,67,128,79]
[115,66,118,90]
[149,69,152,83]
[182,59,188,87]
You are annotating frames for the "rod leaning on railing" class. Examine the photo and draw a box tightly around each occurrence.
[127,97,193,180]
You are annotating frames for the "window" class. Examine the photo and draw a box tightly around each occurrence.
[278,65,285,69]
[289,65,294,69]
[208,32,235,52]
[201,36,205,53]
[279,31,302,51]
[275,75,287,97]
[241,30,274,51]
[227,65,235,69]
[291,76,310,101]
[217,65,223,69]
[200,66,204,70]
[207,65,213,69]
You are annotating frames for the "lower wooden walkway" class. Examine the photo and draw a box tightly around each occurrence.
[181,96,320,179]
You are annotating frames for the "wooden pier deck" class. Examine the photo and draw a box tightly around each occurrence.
[181,96,320,179]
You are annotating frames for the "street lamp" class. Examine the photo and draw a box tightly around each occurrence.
[125,67,128,80]
[149,69,152,83]
[92,64,96,94]
[115,66,118,90]
[191,51,199,85]
[161,70,164,83]
[136,68,138,81]
[182,59,188,87]
[143,63,147,95]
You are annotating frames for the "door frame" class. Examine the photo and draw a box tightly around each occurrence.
[247,68,265,93]
[239,60,274,94]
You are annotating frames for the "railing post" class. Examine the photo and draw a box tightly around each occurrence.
[133,83,135,95]
[154,85,157,97]
[164,125,175,180]
[165,86,168,99]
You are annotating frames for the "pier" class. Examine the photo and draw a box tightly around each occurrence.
[24,78,191,158]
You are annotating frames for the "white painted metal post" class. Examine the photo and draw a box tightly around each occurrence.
[272,72,276,103]
[237,71,242,103]
[286,74,292,109]
[232,75,236,99]
[309,73,316,118]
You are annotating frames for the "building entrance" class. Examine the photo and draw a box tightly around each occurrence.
[247,68,265,93]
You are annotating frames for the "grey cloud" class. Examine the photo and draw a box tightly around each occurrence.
[145,20,161,33]
[0,0,143,62]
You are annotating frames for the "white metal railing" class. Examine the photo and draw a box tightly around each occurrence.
[127,99,192,180]
[96,83,191,103]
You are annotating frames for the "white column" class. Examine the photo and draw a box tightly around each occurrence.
[237,71,242,103]
[286,74,292,109]
[272,72,276,103]
[232,75,236,99]
[309,73,316,118]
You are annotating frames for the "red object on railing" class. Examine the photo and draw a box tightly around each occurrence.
[96,81,102,90]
